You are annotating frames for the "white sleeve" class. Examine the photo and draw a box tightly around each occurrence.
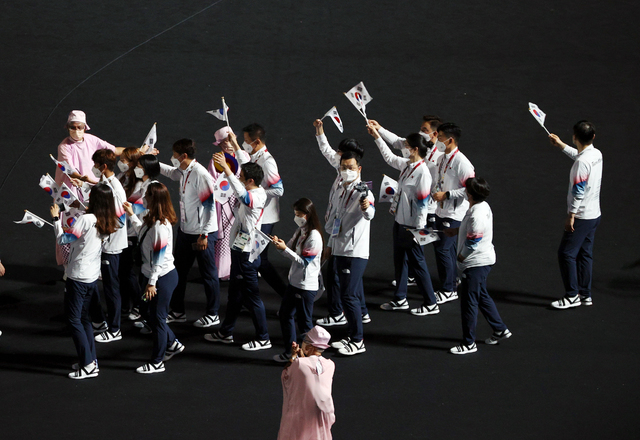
[316,134,341,169]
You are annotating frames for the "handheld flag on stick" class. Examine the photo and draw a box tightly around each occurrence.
[249,228,273,263]
[14,210,53,228]
[207,97,230,126]
[321,106,344,133]
[57,182,86,209]
[409,228,440,246]
[379,174,398,203]
[62,207,84,229]
[39,173,60,199]
[50,154,78,176]
[213,173,233,203]
[344,82,372,120]
[528,102,550,135]
[142,123,158,153]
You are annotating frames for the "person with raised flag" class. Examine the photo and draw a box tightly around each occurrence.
[431,123,475,306]
[368,115,444,287]
[123,182,184,374]
[74,149,128,343]
[159,139,221,329]
[205,152,271,352]
[447,177,511,355]
[270,198,324,363]
[208,126,251,281]
[50,184,118,379]
[312,119,371,328]
[120,154,159,327]
[368,125,439,316]
[229,123,287,298]
[325,151,375,356]
[548,121,603,309]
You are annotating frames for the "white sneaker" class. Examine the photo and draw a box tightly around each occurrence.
[410,304,440,316]
[72,359,99,373]
[204,331,234,344]
[95,329,122,343]
[435,291,458,304]
[193,314,220,328]
[68,361,99,379]
[580,295,593,306]
[164,339,185,361]
[128,308,141,321]
[380,299,409,311]
[551,295,581,309]
[338,340,366,356]
[330,337,350,349]
[166,311,187,323]
[241,340,272,351]
[315,313,347,326]
[450,343,477,355]
[391,277,417,287]
[485,329,512,345]
[136,362,165,374]
[361,313,372,324]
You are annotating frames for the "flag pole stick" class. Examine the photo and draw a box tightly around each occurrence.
[541,125,550,135]
[222,96,229,127]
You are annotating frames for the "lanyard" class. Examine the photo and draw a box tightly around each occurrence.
[182,168,194,195]
[438,148,459,178]
[399,159,424,185]
[427,148,437,162]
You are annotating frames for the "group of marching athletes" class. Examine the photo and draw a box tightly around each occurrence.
[48,109,602,379]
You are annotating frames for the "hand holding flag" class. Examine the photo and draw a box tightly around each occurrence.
[14,210,53,228]
[321,106,344,133]
[528,102,550,135]
[344,82,372,120]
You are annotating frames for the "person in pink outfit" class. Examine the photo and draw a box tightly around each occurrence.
[278,326,336,440]
[207,126,250,280]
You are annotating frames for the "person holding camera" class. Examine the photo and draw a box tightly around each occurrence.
[368,125,439,316]
[325,152,375,356]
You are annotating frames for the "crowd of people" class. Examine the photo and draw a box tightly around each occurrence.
[37,109,602,385]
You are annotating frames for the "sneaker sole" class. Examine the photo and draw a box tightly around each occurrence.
[95,336,123,343]
[450,348,477,355]
[315,319,347,327]
[241,343,272,351]
[338,347,366,356]
[68,372,99,380]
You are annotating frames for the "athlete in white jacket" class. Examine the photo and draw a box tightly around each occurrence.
[548,121,603,309]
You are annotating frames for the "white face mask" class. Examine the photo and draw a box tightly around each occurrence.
[340,169,359,183]
[294,215,307,227]
[134,167,145,179]
[242,141,254,153]
[91,167,102,178]
[436,140,447,152]
[170,156,182,168]
[117,161,129,172]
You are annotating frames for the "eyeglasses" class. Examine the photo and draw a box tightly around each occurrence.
[68,125,85,131]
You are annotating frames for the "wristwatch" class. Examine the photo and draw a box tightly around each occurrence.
[445,191,451,200]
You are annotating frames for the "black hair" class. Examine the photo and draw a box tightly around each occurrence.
[92,149,117,171]
[292,197,325,248]
[465,177,490,202]
[422,115,443,131]
[87,184,118,235]
[337,138,365,157]
[340,150,361,166]
[241,162,264,185]
[405,133,434,158]
[573,120,596,145]
[138,154,160,178]
[242,123,266,142]
[438,122,462,143]
[172,138,197,159]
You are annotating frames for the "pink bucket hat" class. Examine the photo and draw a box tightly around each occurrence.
[66,110,90,130]
[213,126,234,146]
[304,326,331,349]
